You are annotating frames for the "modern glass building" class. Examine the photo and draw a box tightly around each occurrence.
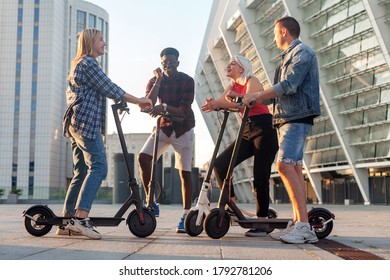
[0,0,109,199]
[195,0,390,205]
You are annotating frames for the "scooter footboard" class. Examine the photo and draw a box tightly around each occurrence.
[236,218,290,230]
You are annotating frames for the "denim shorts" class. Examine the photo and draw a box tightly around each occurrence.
[276,122,312,165]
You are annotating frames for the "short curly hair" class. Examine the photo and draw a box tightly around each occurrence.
[160,47,179,58]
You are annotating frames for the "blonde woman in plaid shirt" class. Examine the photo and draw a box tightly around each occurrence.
[61,28,151,239]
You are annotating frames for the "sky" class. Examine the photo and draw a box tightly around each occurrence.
[87,0,215,167]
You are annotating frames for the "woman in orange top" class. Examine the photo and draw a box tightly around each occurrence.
[201,55,278,237]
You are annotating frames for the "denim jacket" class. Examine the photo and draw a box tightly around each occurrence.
[272,39,321,126]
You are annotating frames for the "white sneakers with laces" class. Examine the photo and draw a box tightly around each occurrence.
[65,217,102,239]
[56,226,82,236]
[269,220,295,241]
[280,222,318,244]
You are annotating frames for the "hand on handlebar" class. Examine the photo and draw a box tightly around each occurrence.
[225,90,241,102]
[145,104,165,118]
[242,94,257,107]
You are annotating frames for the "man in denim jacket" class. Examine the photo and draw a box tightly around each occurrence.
[241,16,320,244]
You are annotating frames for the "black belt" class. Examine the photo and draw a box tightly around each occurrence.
[247,114,270,123]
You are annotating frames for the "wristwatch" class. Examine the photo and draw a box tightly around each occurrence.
[162,103,167,111]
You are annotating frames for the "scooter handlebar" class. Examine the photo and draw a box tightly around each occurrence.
[141,107,185,124]
[113,96,129,114]
[214,98,255,112]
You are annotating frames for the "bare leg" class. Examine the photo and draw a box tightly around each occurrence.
[276,161,308,222]
[179,170,192,210]
[75,209,89,219]
[138,153,153,196]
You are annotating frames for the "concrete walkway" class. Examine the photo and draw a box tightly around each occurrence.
[0,203,389,260]
[1,203,389,280]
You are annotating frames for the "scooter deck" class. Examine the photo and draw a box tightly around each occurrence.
[236,218,290,230]
[90,217,124,227]
[32,216,124,227]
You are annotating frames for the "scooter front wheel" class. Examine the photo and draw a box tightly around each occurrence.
[203,208,230,239]
[24,206,53,237]
[185,210,205,237]
[268,207,278,219]
[127,208,156,238]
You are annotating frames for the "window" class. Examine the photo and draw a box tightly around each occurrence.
[12,176,17,187]
[77,10,86,33]
[89,14,96,28]
[97,17,104,33]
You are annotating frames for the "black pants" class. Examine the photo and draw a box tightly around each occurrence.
[213,114,278,217]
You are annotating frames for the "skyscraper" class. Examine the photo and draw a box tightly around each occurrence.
[195,0,390,205]
[0,0,109,199]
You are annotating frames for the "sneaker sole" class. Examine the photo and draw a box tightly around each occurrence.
[56,229,82,236]
[280,237,319,244]
[245,233,267,237]
[66,220,102,239]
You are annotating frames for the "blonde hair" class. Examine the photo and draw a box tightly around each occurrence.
[231,55,253,85]
[68,28,101,80]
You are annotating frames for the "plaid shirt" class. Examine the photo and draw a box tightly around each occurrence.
[146,72,195,137]
[63,56,125,139]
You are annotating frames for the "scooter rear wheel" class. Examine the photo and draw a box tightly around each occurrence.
[24,207,53,237]
[185,210,205,237]
[308,210,333,239]
[127,208,156,238]
[204,208,230,239]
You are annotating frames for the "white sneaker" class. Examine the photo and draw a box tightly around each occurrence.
[280,222,319,244]
[65,218,102,239]
[55,226,81,236]
[269,220,294,240]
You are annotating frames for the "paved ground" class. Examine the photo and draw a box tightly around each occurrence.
[0,203,389,260]
[1,203,389,279]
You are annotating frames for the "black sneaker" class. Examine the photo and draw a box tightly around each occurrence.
[245,228,268,237]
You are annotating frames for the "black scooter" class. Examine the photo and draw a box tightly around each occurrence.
[203,104,335,239]
[22,98,156,238]
[141,107,184,214]
[184,108,277,237]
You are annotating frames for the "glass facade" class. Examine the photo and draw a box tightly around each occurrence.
[0,0,109,199]
[12,0,24,190]
[196,0,390,205]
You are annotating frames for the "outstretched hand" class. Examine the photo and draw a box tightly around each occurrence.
[201,98,218,112]
[137,97,152,110]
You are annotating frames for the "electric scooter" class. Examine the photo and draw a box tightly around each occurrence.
[23,97,156,238]
[203,104,335,239]
[141,109,184,215]
[185,108,277,237]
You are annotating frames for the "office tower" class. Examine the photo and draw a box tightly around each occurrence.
[0,0,108,199]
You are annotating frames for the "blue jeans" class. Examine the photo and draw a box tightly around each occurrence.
[62,125,107,216]
[277,122,312,165]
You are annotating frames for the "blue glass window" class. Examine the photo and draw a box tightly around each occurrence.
[89,14,96,27]
[77,10,87,33]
